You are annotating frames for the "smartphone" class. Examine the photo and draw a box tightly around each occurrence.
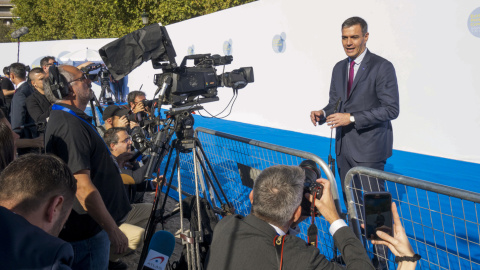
[363,192,393,240]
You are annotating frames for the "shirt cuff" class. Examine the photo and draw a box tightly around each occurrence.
[329,219,348,236]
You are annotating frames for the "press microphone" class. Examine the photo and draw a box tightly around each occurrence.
[11,27,29,39]
[333,97,341,113]
[142,230,176,270]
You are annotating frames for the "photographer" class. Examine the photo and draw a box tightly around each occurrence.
[104,127,158,270]
[206,165,374,270]
[97,105,131,137]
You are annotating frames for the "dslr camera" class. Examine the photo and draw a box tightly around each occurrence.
[299,160,324,216]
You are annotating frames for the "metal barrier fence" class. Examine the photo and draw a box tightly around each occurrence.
[345,166,480,270]
[161,127,342,260]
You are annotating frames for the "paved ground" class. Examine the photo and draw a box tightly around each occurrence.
[123,192,186,269]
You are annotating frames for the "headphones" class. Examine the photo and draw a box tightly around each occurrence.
[48,65,70,99]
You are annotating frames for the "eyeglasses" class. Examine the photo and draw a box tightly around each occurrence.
[120,136,132,144]
[68,73,88,84]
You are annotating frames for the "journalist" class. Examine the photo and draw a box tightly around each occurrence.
[104,127,156,269]
[44,65,131,270]
[206,165,374,269]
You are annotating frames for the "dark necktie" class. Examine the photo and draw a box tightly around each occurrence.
[347,60,355,97]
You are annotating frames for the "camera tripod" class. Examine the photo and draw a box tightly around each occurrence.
[137,106,234,270]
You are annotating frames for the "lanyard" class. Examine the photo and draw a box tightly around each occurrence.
[51,104,112,155]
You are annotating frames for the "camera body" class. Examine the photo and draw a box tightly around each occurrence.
[153,54,254,108]
[299,160,324,216]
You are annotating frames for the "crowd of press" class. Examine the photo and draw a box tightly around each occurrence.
[0,51,417,269]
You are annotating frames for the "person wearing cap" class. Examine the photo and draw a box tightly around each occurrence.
[97,105,130,138]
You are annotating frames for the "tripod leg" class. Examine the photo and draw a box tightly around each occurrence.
[193,145,203,269]
[195,138,233,209]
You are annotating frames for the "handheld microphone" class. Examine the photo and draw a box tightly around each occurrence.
[142,230,176,270]
[333,97,341,113]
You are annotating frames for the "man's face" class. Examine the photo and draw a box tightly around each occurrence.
[131,95,146,109]
[31,72,45,91]
[43,59,56,74]
[341,24,369,60]
[112,130,132,156]
[65,66,93,104]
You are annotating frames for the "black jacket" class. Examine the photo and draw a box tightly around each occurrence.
[206,214,374,270]
[0,206,74,270]
[26,88,51,124]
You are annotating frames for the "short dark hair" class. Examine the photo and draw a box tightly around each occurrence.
[104,127,128,150]
[0,154,77,214]
[251,165,304,228]
[40,56,56,68]
[342,16,368,35]
[3,66,9,76]
[28,67,45,81]
[0,110,14,172]
[9,63,27,80]
[127,90,146,105]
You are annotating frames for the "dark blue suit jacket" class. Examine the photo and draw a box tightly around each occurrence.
[10,81,37,139]
[323,50,399,162]
[0,206,74,270]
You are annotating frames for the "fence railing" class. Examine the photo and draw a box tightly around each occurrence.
[160,127,341,260]
[345,166,480,270]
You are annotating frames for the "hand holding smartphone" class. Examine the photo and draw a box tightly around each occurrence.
[363,192,393,240]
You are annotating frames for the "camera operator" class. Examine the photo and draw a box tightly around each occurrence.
[43,65,131,270]
[104,127,159,269]
[206,165,374,270]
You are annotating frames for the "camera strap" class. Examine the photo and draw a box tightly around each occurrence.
[307,190,319,247]
[273,235,286,270]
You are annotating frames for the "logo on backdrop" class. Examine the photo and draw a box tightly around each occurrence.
[468,7,480,38]
[187,45,195,55]
[272,32,286,53]
[223,39,232,55]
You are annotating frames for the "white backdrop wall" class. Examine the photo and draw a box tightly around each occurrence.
[1,0,479,163]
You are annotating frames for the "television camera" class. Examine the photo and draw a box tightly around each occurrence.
[99,23,254,269]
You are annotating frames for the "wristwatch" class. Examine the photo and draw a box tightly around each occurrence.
[350,115,355,123]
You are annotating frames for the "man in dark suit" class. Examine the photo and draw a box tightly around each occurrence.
[310,17,399,206]
[0,154,77,269]
[206,165,373,270]
[26,67,51,126]
[9,63,39,147]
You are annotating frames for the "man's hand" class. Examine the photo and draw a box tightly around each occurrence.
[132,102,145,114]
[119,115,129,127]
[326,113,351,129]
[371,203,415,258]
[306,178,340,224]
[115,151,135,168]
[129,121,140,129]
[107,226,129,254]
[310,110,324,126]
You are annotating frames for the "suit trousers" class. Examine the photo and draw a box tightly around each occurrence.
[337,140,389,269]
